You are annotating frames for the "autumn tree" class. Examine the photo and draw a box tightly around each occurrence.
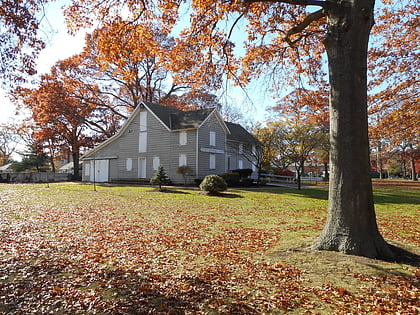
[161,89,222,111]
[0,0,47,86]
[18,72,100,180]
[79,21,189,112]
[62,0,414,259]
[48,57,122,139]
[253,122,293,171]
[368,3,418,181]
[281,120,325,189]
[255,119,325,189]
[272,87,330,179]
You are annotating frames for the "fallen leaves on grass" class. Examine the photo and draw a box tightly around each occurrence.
[0,184,418,314]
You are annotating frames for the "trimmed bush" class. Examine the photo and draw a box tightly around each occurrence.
[199,175,227,195]
[232,168,253,180]
[220,172,240,186]
[240,178,254,186]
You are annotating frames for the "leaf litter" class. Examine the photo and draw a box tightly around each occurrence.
[0,183,418,314]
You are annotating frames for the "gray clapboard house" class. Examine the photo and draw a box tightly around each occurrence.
[81,101,260,184]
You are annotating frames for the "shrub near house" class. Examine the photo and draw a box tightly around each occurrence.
[199,174,227,195]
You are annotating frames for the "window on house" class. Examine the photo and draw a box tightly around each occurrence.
[126,158,133,171]
[139,111,147,131]
[210,131,216,146]
[238,159,243,169]
[179,131,187,145]
[239,143,243,154]
[209,154,216,169]
[179,154,187,166]
[139,131,147,153]
[153,156,160,170]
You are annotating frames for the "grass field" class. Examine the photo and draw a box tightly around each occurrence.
[0,182,418,314]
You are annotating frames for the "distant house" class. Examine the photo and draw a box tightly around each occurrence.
[58,161,83,174]
[0,163,13,173]
[81,102,261,184]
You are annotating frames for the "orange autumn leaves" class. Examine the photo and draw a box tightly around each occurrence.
[0,184,418,313]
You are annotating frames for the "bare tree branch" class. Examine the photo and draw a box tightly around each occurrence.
[244,0,328,7]
[284,9,326,46]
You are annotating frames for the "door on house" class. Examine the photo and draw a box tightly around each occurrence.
[91,159,109,182]
[138,157,147,178]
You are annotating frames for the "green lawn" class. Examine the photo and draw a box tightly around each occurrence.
[0,182,418,314]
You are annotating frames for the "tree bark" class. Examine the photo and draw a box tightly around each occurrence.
[410,157,417,181]
[72,151,81,181]
[312,0,394,259]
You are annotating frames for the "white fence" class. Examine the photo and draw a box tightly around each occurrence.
[259,174,295,186]
[259,173,323,186]
[0,172,71,183]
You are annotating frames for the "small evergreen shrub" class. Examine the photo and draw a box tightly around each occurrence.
[150,165,171,191]
[199,175,227,195]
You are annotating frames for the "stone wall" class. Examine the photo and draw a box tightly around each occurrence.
[0,172,71,183]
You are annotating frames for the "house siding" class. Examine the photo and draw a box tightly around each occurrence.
[226,140,256,171]
[82,102,259,185]
[196,112,227,179]
[82,107,198,184]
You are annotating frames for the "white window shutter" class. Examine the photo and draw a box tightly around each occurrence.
[153,156,160,170]
[210,131,216,146]
[210,154,216,169]
[139,111,147,131]
[139,132,147,153]
[179,154,187,166]
[126,158,133,171]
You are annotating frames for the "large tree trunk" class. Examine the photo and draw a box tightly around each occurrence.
[72,151,81,181]
[312,0,394,259]
[410,157,417,181]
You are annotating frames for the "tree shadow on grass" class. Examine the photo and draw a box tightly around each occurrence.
[253,186,419,205]
[148,188,191,194]
[385,244,420,267]
[373,191,420,205]
[199,192,244,198]
[259,187,329,201]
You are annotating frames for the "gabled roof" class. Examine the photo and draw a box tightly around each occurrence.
[225,121,261,145]
[143,102,216,130]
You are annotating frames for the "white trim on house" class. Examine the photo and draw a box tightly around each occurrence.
[82,155,118,160]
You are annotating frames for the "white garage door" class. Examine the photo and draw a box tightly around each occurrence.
[90,159,109,182]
